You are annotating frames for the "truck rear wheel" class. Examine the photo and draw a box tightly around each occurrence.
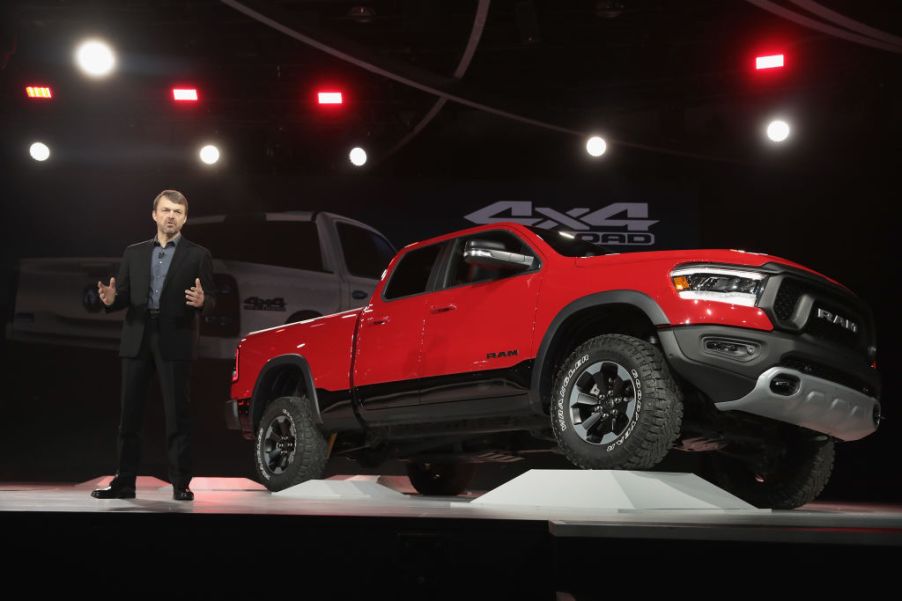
[551,334,683,470]
[254,395,328,492]
[703,435,834,509]
[406,461,476,496]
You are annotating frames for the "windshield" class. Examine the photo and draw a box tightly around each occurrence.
[526,227,608,258]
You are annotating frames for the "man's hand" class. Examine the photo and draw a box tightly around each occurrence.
[97,277,116,306]
[185,278,205,308]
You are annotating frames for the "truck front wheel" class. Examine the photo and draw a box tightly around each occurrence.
[703,435,835,509]
[551,334,683,470]
[254,395,328,492]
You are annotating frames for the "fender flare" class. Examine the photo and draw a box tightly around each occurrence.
[529,290,670,411]
[251,354,322,429]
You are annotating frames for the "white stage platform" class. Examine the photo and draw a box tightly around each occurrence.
[1,470,901,546]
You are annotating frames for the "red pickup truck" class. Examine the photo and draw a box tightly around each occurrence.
[227,223,880,508]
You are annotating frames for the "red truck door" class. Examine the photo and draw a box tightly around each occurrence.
[418,230,543,406]
[352,242,447,413]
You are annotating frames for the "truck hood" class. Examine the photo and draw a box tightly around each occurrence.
[577,249,842,287]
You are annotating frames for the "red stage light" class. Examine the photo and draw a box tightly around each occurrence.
[26,86,53,99]
[317,91,343,105]
[755,54,784,70]
[172,88,199,102]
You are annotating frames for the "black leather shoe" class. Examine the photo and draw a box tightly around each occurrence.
[91,479,136,499]
[173,487,194,501]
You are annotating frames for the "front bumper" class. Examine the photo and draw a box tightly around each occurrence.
[659,325,881,441]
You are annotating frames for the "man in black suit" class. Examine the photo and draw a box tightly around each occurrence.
[91,189,216,501]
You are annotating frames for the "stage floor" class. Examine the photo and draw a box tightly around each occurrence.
[3,475,901,544]
[3,475,900,598]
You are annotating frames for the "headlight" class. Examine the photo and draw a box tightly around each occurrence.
[670,267,766,307]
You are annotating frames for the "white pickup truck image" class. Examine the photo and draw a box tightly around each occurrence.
[6,211,396,360]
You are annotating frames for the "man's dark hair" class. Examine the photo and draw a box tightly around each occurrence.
[152,189,188,213]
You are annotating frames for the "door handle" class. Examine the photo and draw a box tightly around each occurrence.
[369,316,390,326]
[429,304,457,314]
[352,290,368,300]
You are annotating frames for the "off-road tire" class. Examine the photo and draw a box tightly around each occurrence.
[704,436,835,509]
[254,395,328,492]
[551,334,683,470]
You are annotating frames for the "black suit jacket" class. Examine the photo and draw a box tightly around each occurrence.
[105,236,216,360]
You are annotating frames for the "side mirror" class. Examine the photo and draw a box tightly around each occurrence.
[463,239,535,271]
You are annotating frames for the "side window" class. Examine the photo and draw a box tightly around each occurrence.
[336,223,396,280]
[383,243,444,300]
[445,230,537,287]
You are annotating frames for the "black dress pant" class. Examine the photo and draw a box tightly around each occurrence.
[116,315,193,488]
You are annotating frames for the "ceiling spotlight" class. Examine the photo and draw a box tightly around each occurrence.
[26,86,53,99]
[30,142,51,162]
[766,119,791,143]
[172,88,199,102]
[349,146,367,167]
[586,136,607,157]
[317,91,343,105]
[75,39,116,78]
[755,53,785,70]
[199,144,221,165]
